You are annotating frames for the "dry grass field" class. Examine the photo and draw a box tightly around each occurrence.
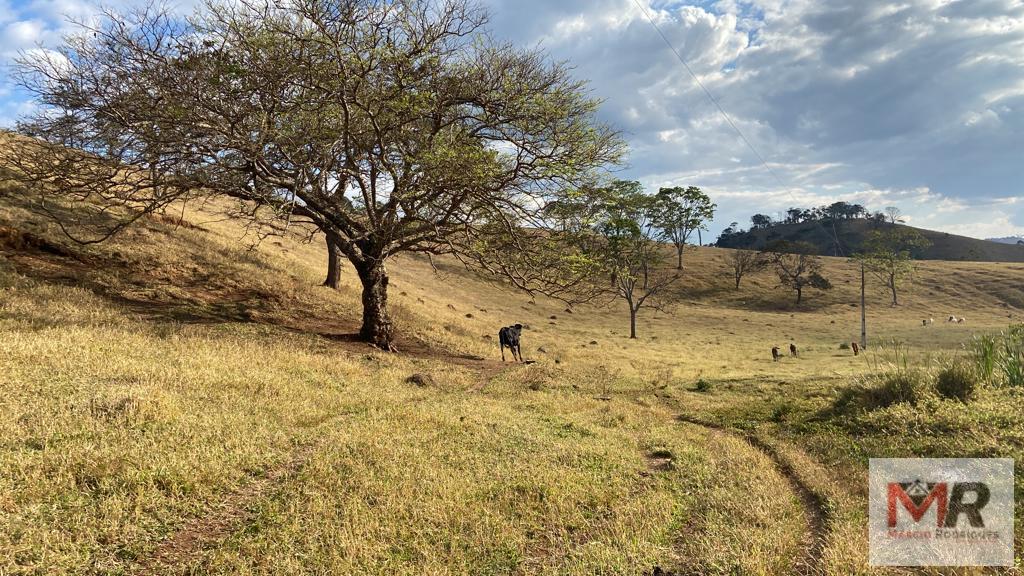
[1,184,1022,574]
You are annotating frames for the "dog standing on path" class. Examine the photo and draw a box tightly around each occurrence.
[499,324,524,362]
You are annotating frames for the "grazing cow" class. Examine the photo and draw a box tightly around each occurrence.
[957,317,965,324]
[948,315,957,323]
[851,342,860,356]
[790,343,798,357]
[771,346,780,362]
[498,324,524,362]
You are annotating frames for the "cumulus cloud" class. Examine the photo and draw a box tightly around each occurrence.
[1,0,1022,239]
[482,0,1024,239]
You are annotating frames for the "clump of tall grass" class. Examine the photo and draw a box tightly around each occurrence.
[833,369,931,413]
[832,341,932,412]
[969,324,1024,388]
[935,362,978,403]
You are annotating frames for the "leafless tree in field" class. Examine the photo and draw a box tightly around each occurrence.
[726,249,767,290]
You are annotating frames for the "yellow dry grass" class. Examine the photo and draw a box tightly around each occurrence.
[0,184,1021,575]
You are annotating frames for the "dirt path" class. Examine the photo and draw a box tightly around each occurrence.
[675,414,830,576]
[130,444,316,575]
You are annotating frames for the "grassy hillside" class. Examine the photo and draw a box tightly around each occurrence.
[716,218,1024,263]
[1,178,1022,574]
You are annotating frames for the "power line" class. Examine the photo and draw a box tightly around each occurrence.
[630,0,846,257]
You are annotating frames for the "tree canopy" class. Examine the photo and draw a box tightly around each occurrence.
[654,186,715,269]
[590,181,681,339]
[6,0,624,350]
[763,240,832,305]
[855,228,930,306]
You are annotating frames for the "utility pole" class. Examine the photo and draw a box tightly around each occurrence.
[860,261,867,350]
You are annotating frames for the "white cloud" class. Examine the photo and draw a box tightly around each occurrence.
[481,0,1024,239]
[1,0,1022,239]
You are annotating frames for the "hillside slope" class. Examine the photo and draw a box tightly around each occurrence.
[716,218,1024,262]
[1,179,1022,574]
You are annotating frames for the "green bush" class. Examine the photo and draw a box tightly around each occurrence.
[694,379,712,393]
[838,342,850,350]
[935,363,978,403]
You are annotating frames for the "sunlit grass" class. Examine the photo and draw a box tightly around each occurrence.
[0,192,1021,574]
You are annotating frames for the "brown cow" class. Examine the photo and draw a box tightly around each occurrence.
[851,342,860,356]
[789,343,798,357]
[772,346,780,362]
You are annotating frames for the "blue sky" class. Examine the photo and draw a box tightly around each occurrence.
[2,0,1023,239]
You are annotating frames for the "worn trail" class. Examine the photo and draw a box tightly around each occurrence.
[675,414,831,576]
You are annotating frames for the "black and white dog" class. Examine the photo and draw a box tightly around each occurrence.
[498,324,524,362]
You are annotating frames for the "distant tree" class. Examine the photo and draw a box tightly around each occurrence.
[719,222,741,238]
[751,214,774,229]
[854,228,931,306]
[653,186,716,269]
[764,241,832,305]
[885,206,905,224]
[785,208,803,224]
[592,181,681,339]
[727,249,768,290]
[823,201,852,220]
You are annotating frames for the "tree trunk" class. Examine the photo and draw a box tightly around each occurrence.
[629,306,637,339]
[355,260,396,351]
[890,278,899,306]
[697,229,702,246]
[735,274,741,290]
[795,285,803,305]
[323,233,342,290]
[676,245,683,270]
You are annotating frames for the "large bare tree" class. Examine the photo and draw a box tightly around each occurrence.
[6,0,623,350]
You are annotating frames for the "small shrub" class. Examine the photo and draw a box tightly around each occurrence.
[694,379,712,393]
[935,363,978,403]
[838,342,850,350]
[770,402,793,422]
[877,372,927,406]
[849,371,929,410]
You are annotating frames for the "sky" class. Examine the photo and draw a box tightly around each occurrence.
[2,0,1023,240]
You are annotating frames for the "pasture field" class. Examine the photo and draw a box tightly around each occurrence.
[0,191,1021,575]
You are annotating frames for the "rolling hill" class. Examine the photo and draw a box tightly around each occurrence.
[716,218,1024,262]
[1,159,1022,574]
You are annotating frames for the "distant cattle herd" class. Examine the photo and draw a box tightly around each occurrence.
[495,312,969,364]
